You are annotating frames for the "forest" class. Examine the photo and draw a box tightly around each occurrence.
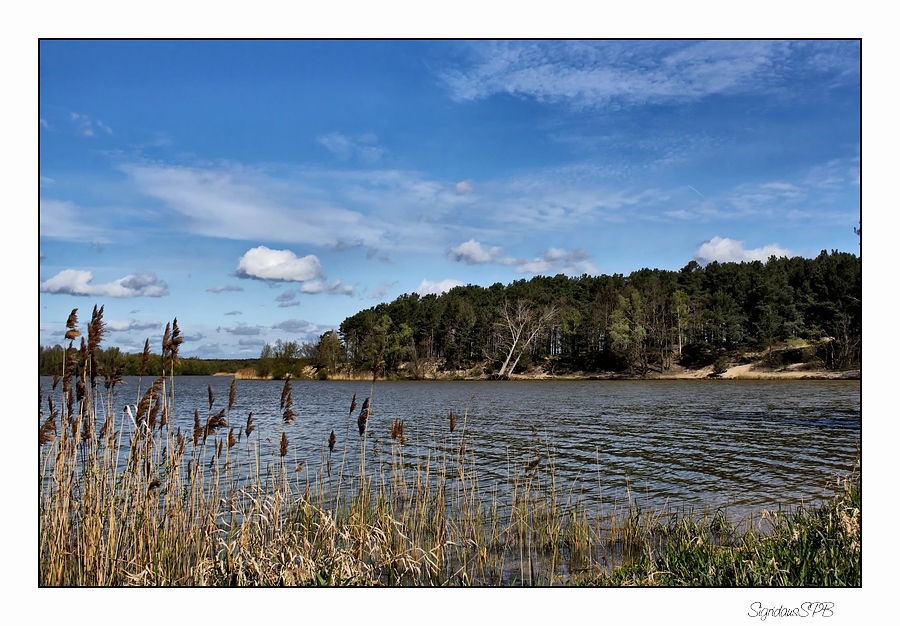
[39,250,861,380]
[332,250,861,379]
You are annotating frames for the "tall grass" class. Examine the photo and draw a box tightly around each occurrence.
[38,307,861,586]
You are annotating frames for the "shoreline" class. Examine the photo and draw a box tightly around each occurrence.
[223,364,860,382]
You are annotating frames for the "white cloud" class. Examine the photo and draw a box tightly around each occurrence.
[416,278,465,296]
[124,164,382,248]
[272,319,319,334]
[235,246,324,282]
[206,285,244,293]
[40,198,111,242]
[695,236,793,264]
[300,279,354,295]
[449,239,598,276]
[512,247,598,275]
[106,318,162,332]
[40,270,169,298]
[441,40,850,109]
[450,239,504,264]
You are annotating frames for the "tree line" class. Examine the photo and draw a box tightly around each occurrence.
[39,344,258,378]
[39,249,861,380]
[333,249,860,378]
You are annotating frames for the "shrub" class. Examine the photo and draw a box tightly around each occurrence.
[712,357,729,376]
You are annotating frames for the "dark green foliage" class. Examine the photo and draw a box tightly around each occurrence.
[712,356,729,376]
[335,250,860,376]
[679,341,719,369]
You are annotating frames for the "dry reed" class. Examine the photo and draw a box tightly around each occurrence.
[39,306,858,587]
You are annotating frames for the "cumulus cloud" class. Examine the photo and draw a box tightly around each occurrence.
[694,236,793,264]
[235,246,324,282]
[40,270,169,298]
[206,285,244,293]
[106,318,162,332]
[416,278,465,296]
[450,239,504,264]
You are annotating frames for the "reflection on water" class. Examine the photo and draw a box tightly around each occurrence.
[39,376,860,523]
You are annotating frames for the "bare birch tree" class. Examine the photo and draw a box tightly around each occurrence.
[494,300,557,378]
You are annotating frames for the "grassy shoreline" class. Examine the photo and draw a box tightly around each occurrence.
[39,307,860,586]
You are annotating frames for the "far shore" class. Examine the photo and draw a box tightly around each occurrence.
[219,363,860,382]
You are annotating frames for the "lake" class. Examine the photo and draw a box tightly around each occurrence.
[39,376,861,524]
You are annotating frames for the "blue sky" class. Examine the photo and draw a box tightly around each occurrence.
[39,40,860,358]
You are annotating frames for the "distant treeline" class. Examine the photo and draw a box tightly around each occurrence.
[334,250,860,377]
[39,250,861,380]
[38,345,257,378]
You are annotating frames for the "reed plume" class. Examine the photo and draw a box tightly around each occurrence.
[139,339,151,377]
[87,305,106,388]
[192,409,202,446]
[64,308,80,340]
[280,432,289,457]
[39,413,57,446]
[329,430,337,453]
[227,378,236,413]
[204,409,227,443]
[162,318,183,370]
[281,378,296,425]
[244,412,256,438]
[39,394,58,447]
[357,397,370,436]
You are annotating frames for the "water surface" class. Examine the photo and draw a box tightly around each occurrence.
[41,376,860,523]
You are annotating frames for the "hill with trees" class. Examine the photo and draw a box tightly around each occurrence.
[302,249,861,379]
